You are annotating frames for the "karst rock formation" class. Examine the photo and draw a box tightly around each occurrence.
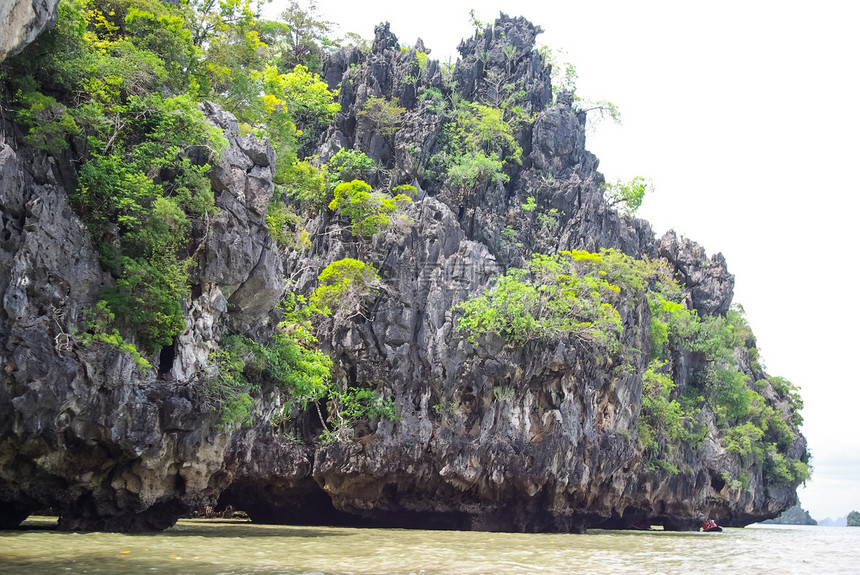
[0,8,806,532]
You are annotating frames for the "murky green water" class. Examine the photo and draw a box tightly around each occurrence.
[1,517,858,574]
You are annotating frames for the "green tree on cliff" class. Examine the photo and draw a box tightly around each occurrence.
[601,176,652,214]
[273,0,336,74]
[328,180,414,239]
[3,0,341,356]
[848,511,860,526]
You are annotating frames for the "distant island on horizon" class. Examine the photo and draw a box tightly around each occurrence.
[817,515,847,527]
[763,504,817,525]
[764,505,860,527]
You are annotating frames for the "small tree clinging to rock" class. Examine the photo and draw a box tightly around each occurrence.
[328,179,414,238]
[601,176,652,214]
[310,258,381,317]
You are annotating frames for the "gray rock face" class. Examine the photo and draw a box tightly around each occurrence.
[0,14,802,533]
[194,102,286,322]
[455,14,552,111]
[0,0,60,62]
[0,106,291,531]
[658,230,735,315]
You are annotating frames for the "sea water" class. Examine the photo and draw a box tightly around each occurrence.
[1,517,858,574]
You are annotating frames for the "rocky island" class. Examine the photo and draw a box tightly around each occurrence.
[0,0,808,532]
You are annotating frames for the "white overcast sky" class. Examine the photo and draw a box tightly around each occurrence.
[269,0,860,521]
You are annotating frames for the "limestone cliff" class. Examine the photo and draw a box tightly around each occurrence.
[0,0,60,63]
[0,14,806,532]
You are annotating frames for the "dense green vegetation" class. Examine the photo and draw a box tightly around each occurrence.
[0,0,398,433]
[848,511,860,527]
[0,0,345,356]
[429,101,527,197]
[454,249,636,350]
[359,96,406,137]
[328,180,414,238]
[210,293,395,436]
[454,248,808,487]
[310,258,381,317]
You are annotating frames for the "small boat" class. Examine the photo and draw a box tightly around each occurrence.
[701,521,723,532]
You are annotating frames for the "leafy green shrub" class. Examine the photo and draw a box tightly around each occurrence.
[537,208,561,233]
[646,458,680,475]
[639,362,684,451]
[747,346,764,374]
[279,159,330,211]
[455,102,522,162]
[208,294,333,427]
[210,292,397,437]
[455,248,684,350]
[319,384,397,443]
[648,295,697,361]
[267,184,312,251]
[13,87,81,154]
[267,198,307,249]
[358,96,406,137]
[432,401,456,420]
[601,177,651,214]
[493,386,515,401]
[310,258,381,316]
[98,256,191,351]
[446,151,507,188]
[764,444,795,486]
[335,387,397,423]
[419,86,446,113]
[454,250,631,350]
[328,149,377,185]
[770,376,804,416]
[723,422,765,464]
[220,393,255,431]
[328,180,413,238]
[710,366,757,421]
[649,316,669,361]
[69,93,224,351]
[272,64,340,141]
[259,63,340,168]
[765,412,794,452]
[77,301,151,370]
[431,101,523,193]
[415,51,428,70]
